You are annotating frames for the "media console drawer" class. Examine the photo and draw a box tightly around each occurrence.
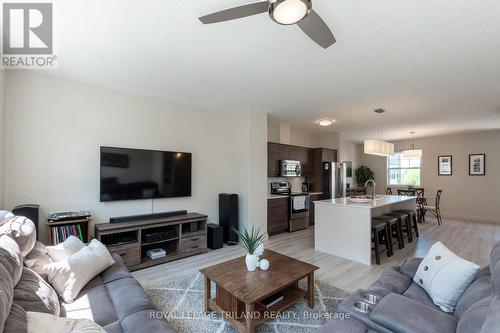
[181,235,207,254]
[108,243,140,266]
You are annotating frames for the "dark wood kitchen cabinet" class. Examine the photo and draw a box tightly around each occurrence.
[311,148,338,192]
[267,197,288,236]
[267,142,312,177]
[308,194,323,226]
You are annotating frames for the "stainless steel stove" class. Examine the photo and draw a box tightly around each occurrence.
[271,182,310,232]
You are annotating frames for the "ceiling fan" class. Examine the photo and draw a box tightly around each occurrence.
[199,0,336,49]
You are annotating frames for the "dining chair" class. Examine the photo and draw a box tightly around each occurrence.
[397,189,416,196]
[386,188,393,195]
[423,190,443,225]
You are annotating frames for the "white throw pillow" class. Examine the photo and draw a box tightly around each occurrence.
[27,311,106,333]
[414,241,480,312]
[45,239,115,303]
[46,235,86,262]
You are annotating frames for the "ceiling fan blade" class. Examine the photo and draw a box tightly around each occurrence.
[199,1,269,24]
[297,10,336,49]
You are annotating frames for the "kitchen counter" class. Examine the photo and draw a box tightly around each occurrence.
[267,194,288,200]
[314,195,416,265]
[267,192,323,199]
[315,195,414,209]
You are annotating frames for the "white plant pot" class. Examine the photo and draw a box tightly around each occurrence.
[245,254,259,271]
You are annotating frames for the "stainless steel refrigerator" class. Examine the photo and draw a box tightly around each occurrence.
[322,162,347,199]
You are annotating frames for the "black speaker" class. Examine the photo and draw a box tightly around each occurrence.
[219,193,238,245]
[12,204,39,240]
[207,223,223,250]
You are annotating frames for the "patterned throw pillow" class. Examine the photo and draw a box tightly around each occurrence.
[414,241,480,312]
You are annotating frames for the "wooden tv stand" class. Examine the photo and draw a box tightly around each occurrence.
[95,213,208,271]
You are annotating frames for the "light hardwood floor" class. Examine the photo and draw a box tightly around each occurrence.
[133,217,500,293]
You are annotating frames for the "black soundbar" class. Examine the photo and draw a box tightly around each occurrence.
[109,210,188,223]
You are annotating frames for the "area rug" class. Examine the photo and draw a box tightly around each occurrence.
[144,272,350,333]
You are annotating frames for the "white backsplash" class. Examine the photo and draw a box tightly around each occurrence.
[267,177,305,194]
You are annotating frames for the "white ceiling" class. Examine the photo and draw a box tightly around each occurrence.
[50,0,500,141]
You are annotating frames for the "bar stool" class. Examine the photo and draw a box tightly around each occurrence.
[371,219,391,265]
[374,215,402,255]
[394,209,419,239]
[385,211,412,244]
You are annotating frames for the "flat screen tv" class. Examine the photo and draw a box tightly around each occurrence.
[100,146,192,202]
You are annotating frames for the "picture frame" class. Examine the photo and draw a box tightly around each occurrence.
[469,154,486,176]
[438,155,452,176]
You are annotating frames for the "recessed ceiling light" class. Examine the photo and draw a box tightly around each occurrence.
[269,0,312,25]
[316,118,336,127]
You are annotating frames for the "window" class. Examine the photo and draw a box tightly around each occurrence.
[387,152,421,186]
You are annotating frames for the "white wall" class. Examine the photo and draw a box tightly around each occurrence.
[268,120,339,149]
[4,71,268,242]
[0,70,5,209]
[360,131,500,223]
[339,139,363,187]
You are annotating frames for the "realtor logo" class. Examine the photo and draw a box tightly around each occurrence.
[1,2,57,68]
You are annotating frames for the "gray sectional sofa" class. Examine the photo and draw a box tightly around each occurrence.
[0,214,174,333]
[318,241,500,333]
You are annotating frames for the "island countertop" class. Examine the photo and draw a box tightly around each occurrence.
[314,195,415,209]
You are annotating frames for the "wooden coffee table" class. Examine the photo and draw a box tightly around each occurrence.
[199,249,319,333]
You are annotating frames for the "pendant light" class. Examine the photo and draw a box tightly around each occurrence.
[402,131,422,158]
[364,109,394,157]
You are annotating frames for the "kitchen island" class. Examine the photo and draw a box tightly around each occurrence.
[314,195,416,265]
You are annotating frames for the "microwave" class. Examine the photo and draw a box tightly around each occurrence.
[280,160,302,177]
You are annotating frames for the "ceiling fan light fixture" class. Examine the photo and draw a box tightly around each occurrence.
[269,0,312,25]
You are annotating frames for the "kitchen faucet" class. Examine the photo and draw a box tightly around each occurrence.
[364,179,377,199]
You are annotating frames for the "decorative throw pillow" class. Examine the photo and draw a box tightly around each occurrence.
[14,267,60,316]
[45,239,115,303]
[0,215,37,257]
[24,241,54,282]
[414,241,480,312]
[27,311,106,333]
[46,236,86,262]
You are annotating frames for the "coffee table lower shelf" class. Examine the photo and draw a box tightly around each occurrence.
[207,285,308,333]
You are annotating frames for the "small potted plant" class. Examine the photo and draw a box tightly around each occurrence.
[231,226,266,271]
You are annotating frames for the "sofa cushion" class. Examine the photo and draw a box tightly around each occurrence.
[489,242,500,293]
[479,294,500,333]
[13,267,60,316]
[27,311,106,333]
[315,316,375,333]
[106,277,155,320]
[62,276,119,327]
[0,215,36,257]
[370,293,457,333]
[24,241,54,282]
[400,257,423,279]
[46,239,115,303]
[414,241,480,312]
[402,283,441,310]
[46,235,86,262]
[100,254,132,284]
[369,266,412,295]
[456,296,492,333]
[3,302,27,333]
[0,235,24,332]
[455,266,491,319]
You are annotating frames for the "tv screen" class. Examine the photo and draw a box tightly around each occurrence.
[100,146,192,202]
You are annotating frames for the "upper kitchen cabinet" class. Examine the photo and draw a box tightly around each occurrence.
[315,148,337,162]
[267,142,312,177]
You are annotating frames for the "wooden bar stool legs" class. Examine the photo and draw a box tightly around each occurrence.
[371,219,391,265]
[395,209,420,240]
